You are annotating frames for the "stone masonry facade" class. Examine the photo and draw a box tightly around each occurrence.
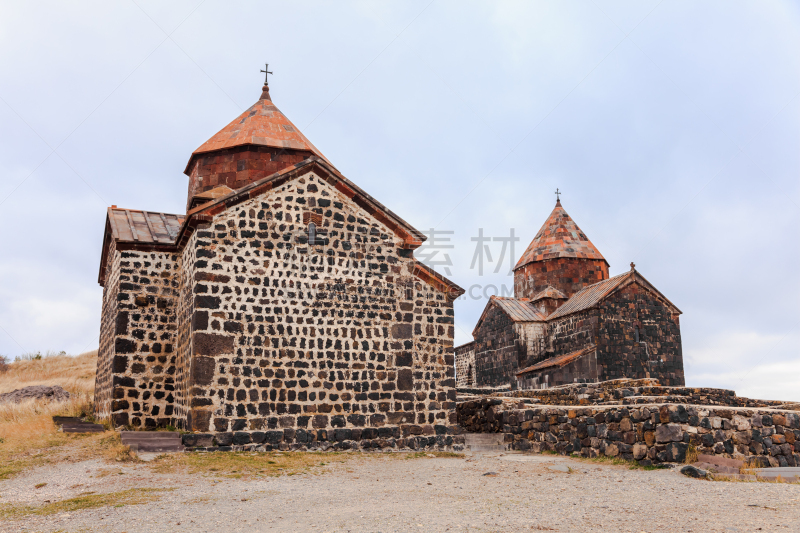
[182,172,458,436]
[96,160,463,445]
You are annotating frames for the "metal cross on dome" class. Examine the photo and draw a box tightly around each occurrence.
[260,63,273,84]
[555,188,561,201]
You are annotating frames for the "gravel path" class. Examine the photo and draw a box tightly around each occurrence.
[1,452,798,532]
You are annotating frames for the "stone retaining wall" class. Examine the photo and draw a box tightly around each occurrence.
[457,398,800,467]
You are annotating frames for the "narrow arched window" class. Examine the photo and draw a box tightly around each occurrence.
[308,222,317,245]
[634,325,640,343]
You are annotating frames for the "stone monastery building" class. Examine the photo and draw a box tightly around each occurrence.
[95,79,465,440]
[455,200,686,390]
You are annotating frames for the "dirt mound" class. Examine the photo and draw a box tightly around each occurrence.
[0,385,71,404]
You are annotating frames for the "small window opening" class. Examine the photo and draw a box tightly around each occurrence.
[308,222,317,245]
[634,325,640,343]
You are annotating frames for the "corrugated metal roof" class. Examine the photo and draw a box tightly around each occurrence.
[514,201,606,270]
[531,286,567,302]
[546,271,632,320]
[516,344,596,375]
[493,297,548,322]
[108,207,184,244]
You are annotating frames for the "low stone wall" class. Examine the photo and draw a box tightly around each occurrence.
[457,398,800,467]
[181,424,465,452]
[465,378,787,408]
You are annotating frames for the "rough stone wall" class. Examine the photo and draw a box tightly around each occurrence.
[182,170,457,439]
[174,231,200,428]
[597,283,684,385]
[548,311,598,358]
[458,399,800,467]
[186,146,310,207]
[105,251,180,427]
[472,305,519,388]
[515,321,547,369]
[455,341,476,388]
[516,350,598,389]
[514,257,608,300]
[495,380,788,408]
[95,240,120,420]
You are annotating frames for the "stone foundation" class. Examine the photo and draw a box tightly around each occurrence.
[180,424,465,452]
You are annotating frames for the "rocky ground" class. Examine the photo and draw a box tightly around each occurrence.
[1,450,798,533]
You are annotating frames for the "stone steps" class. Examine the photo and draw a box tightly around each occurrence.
[53,416,105,433]
[464,433,507,452]
[120,431,184,453]
[754,467,800,482]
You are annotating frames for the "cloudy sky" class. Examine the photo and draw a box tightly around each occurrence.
[0,1,798,400]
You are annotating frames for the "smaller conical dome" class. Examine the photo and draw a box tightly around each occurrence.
[514,200,606,271]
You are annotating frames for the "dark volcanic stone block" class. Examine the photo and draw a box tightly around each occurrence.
[193,333,234,356]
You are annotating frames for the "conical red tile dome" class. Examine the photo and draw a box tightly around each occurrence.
[189,85,327,160]
[184,83,329,208]
[514,200,607,271]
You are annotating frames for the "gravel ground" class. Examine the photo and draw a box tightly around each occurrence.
[1,451,798,533]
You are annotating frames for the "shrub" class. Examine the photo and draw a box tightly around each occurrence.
[0,356,9,373]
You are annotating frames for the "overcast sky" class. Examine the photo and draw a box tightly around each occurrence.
[1,1,798,401]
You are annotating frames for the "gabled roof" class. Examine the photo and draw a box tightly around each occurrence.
[516,344,596,375]
[189,185,236,210]
[98,208,184,284]
[547,270,681,320]
[531,286,567,302]
[181,157,427,248]
[193,185,235,202]
[99,157,463,296]
[185,84,327,174]
[514,200,607,270]
[472,296,546,337]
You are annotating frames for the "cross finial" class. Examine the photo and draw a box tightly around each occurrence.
[555,188,561,202]
[260,63,273,85]
[630,261,636,271]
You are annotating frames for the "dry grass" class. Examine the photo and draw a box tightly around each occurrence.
[150,451,351,478]
[0,350,124,479]
[150,450,463,479]
[572,454,664,471]
[0,487,171,519]
[0,350,97,444]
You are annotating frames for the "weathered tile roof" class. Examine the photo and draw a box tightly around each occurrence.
[516,344,596,375]
[493,297,548,322]
[514,200,606,270]
[547,271,632,320]
[471,296,546,337]
[107,207,183,244]
[187,85,328,169]
[531,286,567,302]
[546,270,681,320]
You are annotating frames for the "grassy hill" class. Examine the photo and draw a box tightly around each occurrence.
[0,350,97,449]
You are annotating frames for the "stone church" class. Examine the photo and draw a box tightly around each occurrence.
[455,199,685,390]
[94,78,464,442]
